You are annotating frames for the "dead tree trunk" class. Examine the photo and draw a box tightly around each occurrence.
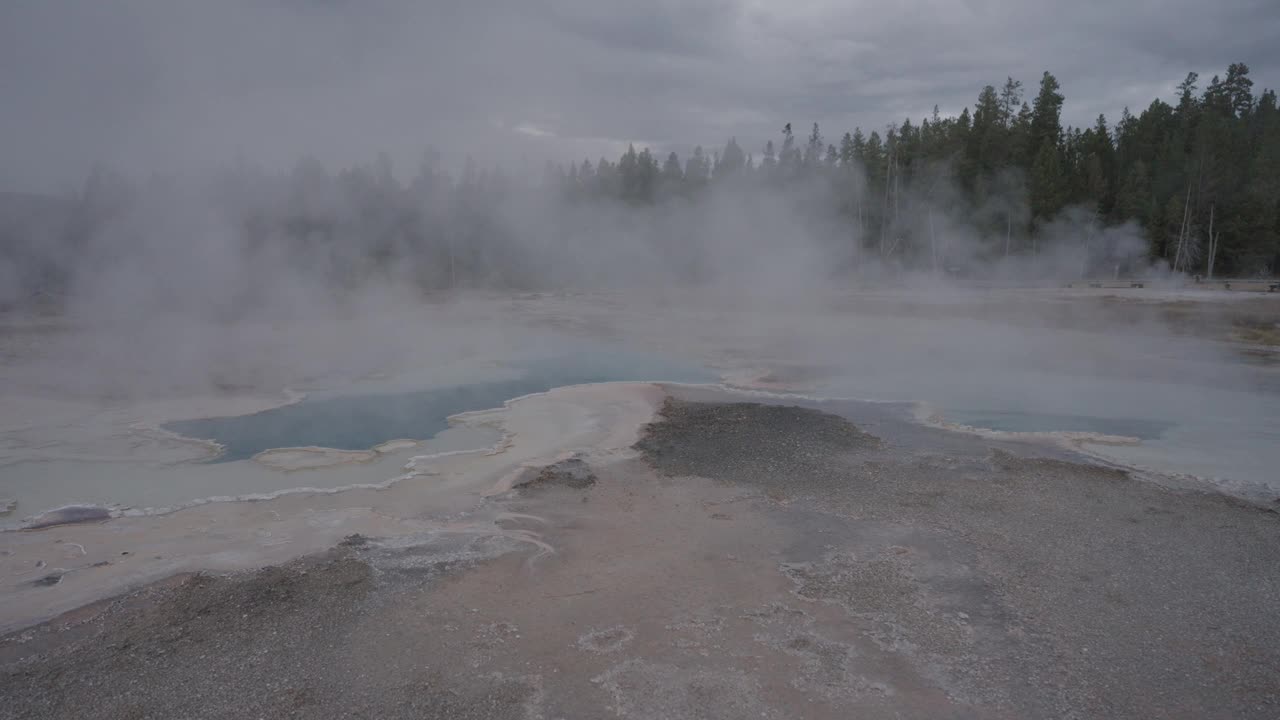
[880,151,892,258]
[1173,183,1192,273]
[929,208,938,274]
[1206,203,1217,279]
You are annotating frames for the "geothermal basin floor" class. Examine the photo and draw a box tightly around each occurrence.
[2,383,1278,719]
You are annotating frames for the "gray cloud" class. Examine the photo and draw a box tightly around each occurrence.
[2,0,1276,189]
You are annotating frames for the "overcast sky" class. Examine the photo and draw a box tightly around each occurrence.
[2,0,1277,191]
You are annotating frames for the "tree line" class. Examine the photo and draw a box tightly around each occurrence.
[1,62,1276,311]
[553,63,1278,277]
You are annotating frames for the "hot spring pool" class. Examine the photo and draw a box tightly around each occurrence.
[1,348,716,522]
[165,351,716,462]
[941,409,1174,439]
[812,366,1280,500]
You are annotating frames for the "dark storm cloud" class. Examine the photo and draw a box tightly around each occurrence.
[1,0,1275,189]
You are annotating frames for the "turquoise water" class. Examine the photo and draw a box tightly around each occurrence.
[943,409,1174,439]
[814,366,1279,497]
[165,350,715,462]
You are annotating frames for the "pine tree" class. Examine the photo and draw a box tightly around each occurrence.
[862,130,885,187]
[1030,142,1067,222]
[1177,73,1200,115]
[719,137,746,178]
[1010,102,1034,169]
[969,84,1004,183]
[617,144,640,202]
[999,77,1024,128]
[661,152,683,184]
[636,148,658,203]
[594,157,615,197]
[761,140,777,174]
[1115,159,1151,226]
[803,123,824,170]
[1029,72,1065,162]
[1223,63,1255,118]
[779,124,800,178]
[685,146,710,187]
[839,132,856,168]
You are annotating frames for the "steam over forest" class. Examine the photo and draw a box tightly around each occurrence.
[2,63,1277,310]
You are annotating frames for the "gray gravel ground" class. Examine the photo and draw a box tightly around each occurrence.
[3,393,1278,719]
[641,395,1280,718]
